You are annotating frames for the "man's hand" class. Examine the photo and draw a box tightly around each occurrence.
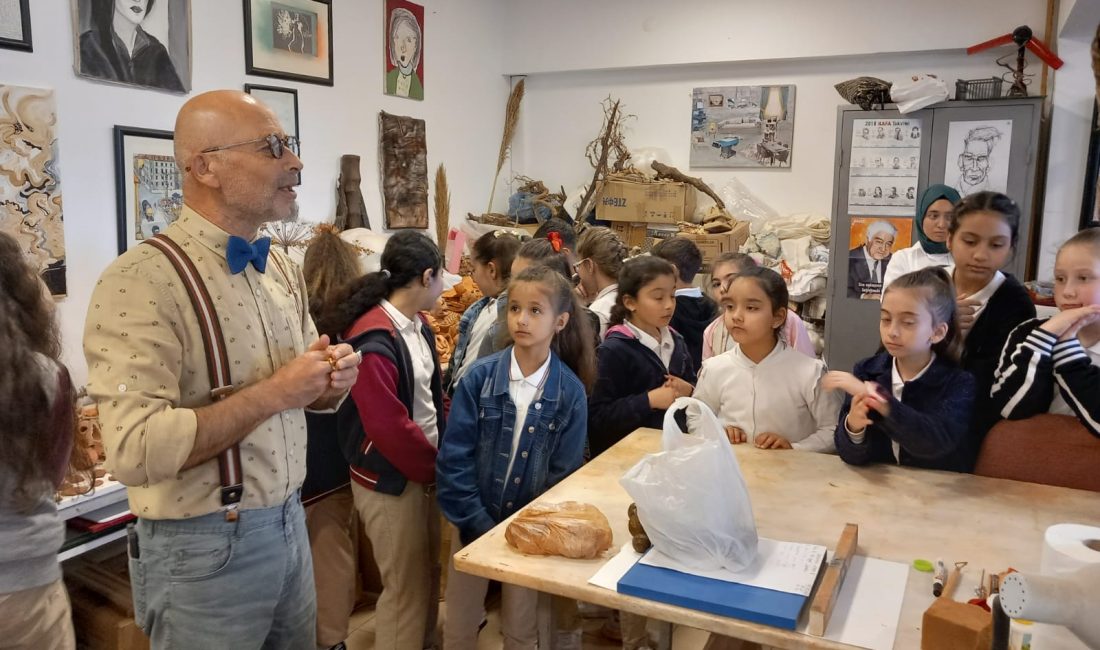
[268,336,339,410]
[311,342,361,409]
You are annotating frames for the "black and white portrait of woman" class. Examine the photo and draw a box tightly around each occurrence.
[73,0,190,93]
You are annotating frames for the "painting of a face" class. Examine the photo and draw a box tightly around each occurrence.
[392,20,417,68]
[959,139,991,184]
[114,0,149,26]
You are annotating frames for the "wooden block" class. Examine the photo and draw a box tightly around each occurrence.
[921,599,992,650]
[807,523,858,636]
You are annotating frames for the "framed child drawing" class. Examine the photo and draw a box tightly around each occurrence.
[383,0,423,100]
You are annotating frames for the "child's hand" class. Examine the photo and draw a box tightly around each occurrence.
[725,425,747,444]
[845,394,873,433]
[823,371,864,397]
[647,386,677,410]
[863,383,892,418]
[1040,305,1100,340]
[956,293,981,334]
[664,375,694,398]
[754,432,793,450]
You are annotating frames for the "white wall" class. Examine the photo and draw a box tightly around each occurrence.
[500,0,1047,75]
[1036,0,1100,278]
[1,0,508,386]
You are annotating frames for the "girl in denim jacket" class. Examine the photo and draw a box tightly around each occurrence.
[437,265,596,650]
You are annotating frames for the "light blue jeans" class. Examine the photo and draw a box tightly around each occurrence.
[128,494,316,650]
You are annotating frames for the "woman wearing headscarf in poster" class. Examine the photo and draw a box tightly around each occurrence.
[79,0,185,92]
[881,184,961,291]
[386,7,423,100]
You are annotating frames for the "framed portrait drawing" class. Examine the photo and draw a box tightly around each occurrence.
[114,126,182,254]
[1082,102,1100,229]
[0,0,33,52]
[71,0,191,93]
[245,84,299,142]
[244,0,333,86]
[383,0,423,100]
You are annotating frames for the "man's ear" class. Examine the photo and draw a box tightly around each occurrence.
[188,154,222,189]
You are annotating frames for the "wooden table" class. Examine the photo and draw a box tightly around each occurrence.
[455,428,1100,649]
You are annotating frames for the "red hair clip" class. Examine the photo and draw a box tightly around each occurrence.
[548,231,563,252]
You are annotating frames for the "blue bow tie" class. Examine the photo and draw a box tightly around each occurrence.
[226,236,271,274]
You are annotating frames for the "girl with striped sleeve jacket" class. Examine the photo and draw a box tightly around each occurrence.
[990,229,1100,435]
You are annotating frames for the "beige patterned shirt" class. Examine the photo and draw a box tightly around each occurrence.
[84,206,316,520]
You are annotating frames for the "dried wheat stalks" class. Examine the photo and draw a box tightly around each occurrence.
[434,164,450,247]
[487,77,526,214]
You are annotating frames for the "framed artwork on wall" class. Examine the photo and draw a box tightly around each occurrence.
[383,0,423,100]
[71,0,191,93]
[1081,102,1100,229]
[244,0,333,86]
[0,0,33,52]
[0,85,66,296]
[245,84,300,143]
[114,126,182,254]
[690,85,796,168]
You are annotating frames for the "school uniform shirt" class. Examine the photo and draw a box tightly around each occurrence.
[693,341,840,452]
[623,320,675,369]
[505,350,551,477]
[990,318,1100,436]
[588,284,618,339]
[453,296,499,386]
[950,266,1007,324]
[702,311,816,360]
[881,243,953,291]
[381,300,439,446]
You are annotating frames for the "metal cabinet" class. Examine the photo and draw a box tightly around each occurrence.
[824,98,1043,373]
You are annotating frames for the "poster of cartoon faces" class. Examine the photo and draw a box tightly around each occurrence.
[849,118,921,216]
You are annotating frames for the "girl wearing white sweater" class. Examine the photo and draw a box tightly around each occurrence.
[693,267,840,452]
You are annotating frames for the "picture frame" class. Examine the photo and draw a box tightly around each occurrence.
[1081,101,1100,229]
[72,0,192,93]
[244,0,333,86]
[113,125,182,254]
[245,83,300,143]
[0,0,33,52]
[383,0,424,100]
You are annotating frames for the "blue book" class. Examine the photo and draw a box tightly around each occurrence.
[617,554,820,630]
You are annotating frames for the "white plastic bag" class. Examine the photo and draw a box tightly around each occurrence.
[890,74,948,114]
[619,397,758,572]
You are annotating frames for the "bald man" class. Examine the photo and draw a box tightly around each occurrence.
[84,90,360,649]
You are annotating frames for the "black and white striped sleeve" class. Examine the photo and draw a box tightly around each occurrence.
[989,319,1056,420]
[1051,339,1100,437]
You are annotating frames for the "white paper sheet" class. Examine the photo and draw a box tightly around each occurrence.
[639,538,826,597]
[799,555,908,650]
[588,543,642,591]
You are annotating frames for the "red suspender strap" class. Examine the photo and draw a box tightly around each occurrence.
[144,234,244,520]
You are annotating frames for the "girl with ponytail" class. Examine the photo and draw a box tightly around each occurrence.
[322,230,447,650]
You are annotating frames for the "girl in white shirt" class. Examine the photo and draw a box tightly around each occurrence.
[575,226,628,339]
[881,184,960,291]
[694,267,840,452]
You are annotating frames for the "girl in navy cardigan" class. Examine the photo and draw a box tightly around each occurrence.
[589,256,696,458]
[825,268,976,472]
[991,228,1100,435]
[437,265,595,649]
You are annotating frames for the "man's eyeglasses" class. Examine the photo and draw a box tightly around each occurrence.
[201,133,300,159]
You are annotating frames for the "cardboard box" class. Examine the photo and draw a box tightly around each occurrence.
[66,554,150,650]
[679,220,751,270]
[610,222,678,252]
[596,179,697,223]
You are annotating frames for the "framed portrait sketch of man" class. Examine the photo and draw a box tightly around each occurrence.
[244,0,333,86]
[114,125,182,254]
[384,0,423,100]
[0,0,33,52]
[72,0,191,93]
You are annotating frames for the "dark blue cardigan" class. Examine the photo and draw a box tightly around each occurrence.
[834,352,976,472]
[588,325,696,458]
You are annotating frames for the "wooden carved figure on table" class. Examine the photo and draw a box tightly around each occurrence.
[335,154,370,230]
[627,502,651,552]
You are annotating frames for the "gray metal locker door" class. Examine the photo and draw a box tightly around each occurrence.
[924,99,1042,280]
[823,107,933,374]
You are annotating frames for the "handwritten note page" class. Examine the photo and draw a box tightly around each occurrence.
[638,538,826,596]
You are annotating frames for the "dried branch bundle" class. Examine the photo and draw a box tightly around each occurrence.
[434,164,450,247]
[576,97,633,220]
[487,78,526,214]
